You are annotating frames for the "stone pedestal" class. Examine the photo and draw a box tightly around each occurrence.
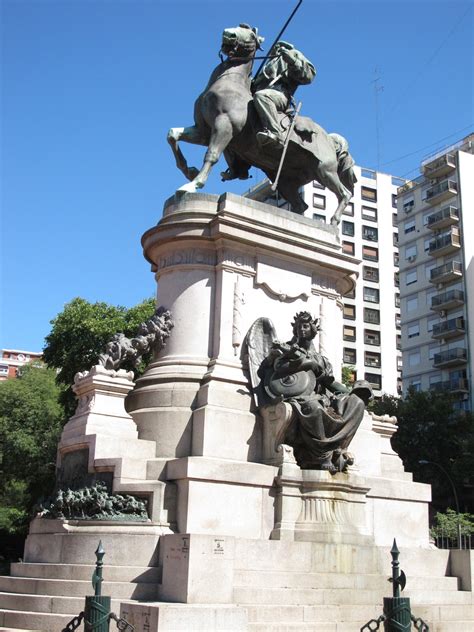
[126,192,359,465]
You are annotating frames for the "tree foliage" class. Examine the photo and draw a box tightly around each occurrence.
[374,388,474,513]
[43,297,155,416]
[0,365,65,536]
[430,508,474,539]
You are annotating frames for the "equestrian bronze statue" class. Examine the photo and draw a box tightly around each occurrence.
[168,24,356,226]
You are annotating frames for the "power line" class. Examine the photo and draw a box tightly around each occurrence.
[385,4,472,119]
[380,124,473,168]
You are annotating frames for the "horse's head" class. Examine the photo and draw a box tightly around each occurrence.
[221,24,264,60]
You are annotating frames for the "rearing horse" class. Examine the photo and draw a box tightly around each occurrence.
[168,24,355,225]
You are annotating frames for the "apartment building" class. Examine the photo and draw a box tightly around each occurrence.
[397,133,474,411]
[245,166,403,397]
[0,348,43,380]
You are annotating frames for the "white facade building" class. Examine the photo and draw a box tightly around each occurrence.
[397,134,474,411]
[246,165,403,397]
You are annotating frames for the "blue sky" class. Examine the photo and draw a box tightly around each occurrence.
[1,0,473,352]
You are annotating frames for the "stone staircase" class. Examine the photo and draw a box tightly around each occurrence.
[0,561,159,631]
[2,538,471,631]
[231,539,474,632]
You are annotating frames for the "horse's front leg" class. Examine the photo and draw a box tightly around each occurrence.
[178,114,234,193]
[167,125,206,182]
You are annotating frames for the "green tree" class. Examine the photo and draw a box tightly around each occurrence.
[0,365,65,540]
[341,365,355,388]
[43,297,155,416]
[375,388,474,513]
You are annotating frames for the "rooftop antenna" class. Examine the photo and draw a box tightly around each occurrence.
[371,67,384,170]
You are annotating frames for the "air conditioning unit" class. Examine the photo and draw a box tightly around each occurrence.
[407,255,416,262]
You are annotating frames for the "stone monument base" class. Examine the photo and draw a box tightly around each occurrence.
[1,194,473,631]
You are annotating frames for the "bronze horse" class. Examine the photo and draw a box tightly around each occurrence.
[168,24,356,225]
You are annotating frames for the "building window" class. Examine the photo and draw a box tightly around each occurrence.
[365,372,382,390]
[361,186,377,202]
[425,262,437,279]
[361,205,378,221]
[405,244,417,260]
[407,323,420,338]
[343,325,356,341]
[397,357,403,371]
[313,193,326,209]
[342,221,355,237]
[313,213,325,222]
[364,329,381,346]
[394,271,400,286]
[428,345,440,360]
[365,351,381,368]
[406,295,418,312]
[0,364,8,375]
[313,180,324,189]
[427,317,438,332]
[403,197,415,213]
[342,241,355,255]
[363,287,380,303]
[343,202,354,216]
[406,269,417,285]
[392,213,398,227]
[396,334,401,350]
[362,245,378,261]
[344,348,357,364]
[361,168,376,180]
[393,232,399,245]
[409,378,421,392]
[364,307,380,324]
[343,304,356,320]
[392,193,397,208]
[424,237,432,253]
[363,266,379,282]
[395,294,400,308]
[408,351,421,367]
[395,314,401,328]
[404,219,416,233]
[362,225,378,241]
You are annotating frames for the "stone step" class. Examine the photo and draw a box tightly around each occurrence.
[244,602,474,623]
[234,540,380,575]
[235,587,387,606]
[233,570,459,591]
[404,588,473,605]
[0,592,121,615]
[247,624,342,632]
[0,576,157,601]
[238,585,473,607]
[10,562,159,583]
[0,609,81,632]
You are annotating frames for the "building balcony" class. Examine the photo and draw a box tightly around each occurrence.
[429,378,469,394]
[430,260,462,285]
[426,205,459,231]
[431,289,465,312]
[428,227,461,257]
[423,179,458,205]
[432,317,465,340]
[433,348,467,368]
[422,153,456,179]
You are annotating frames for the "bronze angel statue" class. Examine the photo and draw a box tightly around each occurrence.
[246,311,372,473]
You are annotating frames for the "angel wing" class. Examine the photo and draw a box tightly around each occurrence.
[245,317,278,408]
